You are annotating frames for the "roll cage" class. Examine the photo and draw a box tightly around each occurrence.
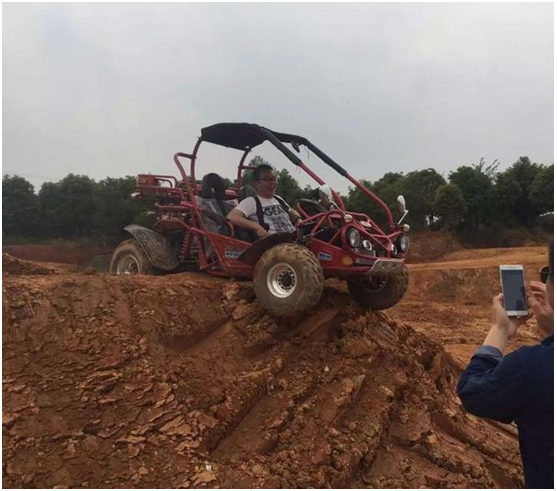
[136,122,405,277]
[175,122,395,228]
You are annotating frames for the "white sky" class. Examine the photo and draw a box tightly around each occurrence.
[2,3,554,194]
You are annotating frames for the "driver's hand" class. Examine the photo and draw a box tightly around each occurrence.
[256,226,270,239]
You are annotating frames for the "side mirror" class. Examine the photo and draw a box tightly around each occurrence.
[397,195,406,213]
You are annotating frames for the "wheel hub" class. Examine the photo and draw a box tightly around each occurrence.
[267,263,297,298]
[116,254,140,275]
[366,276,388,291]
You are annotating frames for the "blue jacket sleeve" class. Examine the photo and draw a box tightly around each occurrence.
[457,345,526,424]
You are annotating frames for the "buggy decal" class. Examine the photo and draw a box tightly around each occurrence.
[318,252,333,261]
[225,250,243,259]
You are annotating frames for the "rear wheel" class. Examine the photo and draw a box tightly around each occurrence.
[348,266,409,310]
[109,239,154,275]
[254,243,324,317]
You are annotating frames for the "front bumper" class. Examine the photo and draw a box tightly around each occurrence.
[367,259,406,278]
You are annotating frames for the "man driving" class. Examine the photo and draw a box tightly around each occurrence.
[227,164,301,239]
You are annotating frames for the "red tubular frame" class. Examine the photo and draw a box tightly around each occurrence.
[345,174,394,229]
[136,126,405,280]
[298,162,346,211]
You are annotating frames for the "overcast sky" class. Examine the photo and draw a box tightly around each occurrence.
[3,3,554,194]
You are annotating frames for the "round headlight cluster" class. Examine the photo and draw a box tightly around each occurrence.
[395,234,410,253]
[347,228,361,248]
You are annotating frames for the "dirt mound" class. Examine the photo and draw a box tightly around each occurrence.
[3,273,523,488]
[2,244,110,266]
[406,231,463,264]
[391,246,547,366]
[405,246,546,305]
[2,253,78,276]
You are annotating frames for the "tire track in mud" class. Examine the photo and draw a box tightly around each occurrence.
[2,255,525,488]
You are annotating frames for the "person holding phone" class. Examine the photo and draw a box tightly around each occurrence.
[457,243,554,489]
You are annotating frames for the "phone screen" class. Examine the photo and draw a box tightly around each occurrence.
[501,269,527,313]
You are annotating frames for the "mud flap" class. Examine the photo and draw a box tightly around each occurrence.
[237,232,296,267]
[123,225,179,271]
[367,259,406,278]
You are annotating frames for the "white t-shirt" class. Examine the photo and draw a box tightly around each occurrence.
[234,196,295,235]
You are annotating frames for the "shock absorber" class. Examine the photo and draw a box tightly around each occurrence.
[180,231,193,258]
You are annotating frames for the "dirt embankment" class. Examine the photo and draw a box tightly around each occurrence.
[2,253,79,276]
[392,246,548,366]
[406,231,463,264]
[3,255,523,488]
[2,245,110,266]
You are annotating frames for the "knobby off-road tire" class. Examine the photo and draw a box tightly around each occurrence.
[253,243,324,317]
[348,265,409,310]
[109,239,155,275]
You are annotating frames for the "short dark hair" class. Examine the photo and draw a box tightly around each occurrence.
[253,164,274,181]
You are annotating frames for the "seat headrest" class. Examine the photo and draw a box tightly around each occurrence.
[298,198,328,217]
[201,173,227,201]
[238,185,257,201]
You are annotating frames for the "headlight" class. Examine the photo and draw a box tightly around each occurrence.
[395,234,410,253]
[347,228,361,248]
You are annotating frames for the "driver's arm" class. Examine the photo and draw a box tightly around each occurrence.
[227,209,268,237]
[289,208,302,225]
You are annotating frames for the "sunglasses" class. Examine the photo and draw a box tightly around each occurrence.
[539,266,551,283]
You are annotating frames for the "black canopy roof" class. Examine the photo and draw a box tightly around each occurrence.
[200,123,308,151]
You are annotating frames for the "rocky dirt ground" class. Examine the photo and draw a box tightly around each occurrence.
[2,245,548,488]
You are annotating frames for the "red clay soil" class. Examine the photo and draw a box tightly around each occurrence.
[2,245,110,266]
[405,231,463,264]
[391,246,548,366]
[2,253,78,276]
[2,255,525,488]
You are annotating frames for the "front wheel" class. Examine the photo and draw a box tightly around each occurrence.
[348,266,409,310]
[253,243,324,317]
[109,239,154,275]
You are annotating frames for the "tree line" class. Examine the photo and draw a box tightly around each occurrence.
[2,155,553,241]
[344,157,553,233]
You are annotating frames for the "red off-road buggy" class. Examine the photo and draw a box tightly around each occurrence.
[110,123,411,316]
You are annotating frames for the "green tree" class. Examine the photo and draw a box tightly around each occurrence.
[493,172,523,225]
[494,156,542,225]
[276,168,304,205]
[399,169,446,229]
[449,158,498,228]
[529,164,554,216]
[38,174,97,237]
[2,175,39,235]
[38,181,63,236]
[345,172,408,230]
[433,184,467,230]
[345,179,379,219]
[345,169,445,231]
[93,176,152,237]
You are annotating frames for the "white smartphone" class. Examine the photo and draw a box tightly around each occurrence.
[499,265,528,317]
